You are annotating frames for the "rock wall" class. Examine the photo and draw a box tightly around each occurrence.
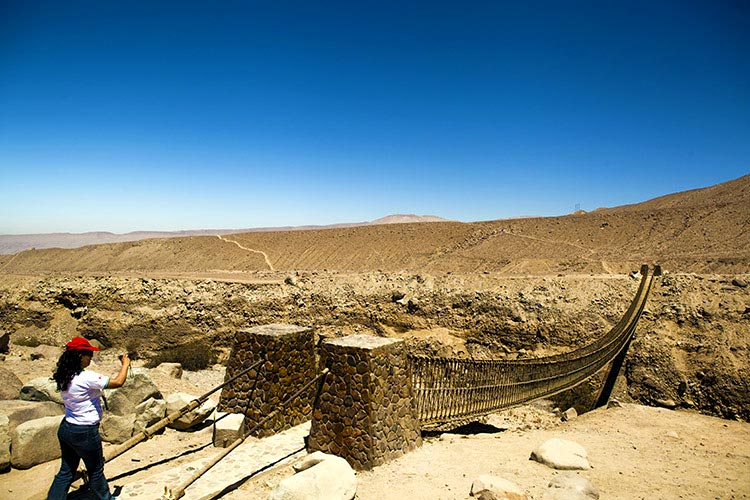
[308,334,422,470]
[0,272,748,421]
[218,324,316,437]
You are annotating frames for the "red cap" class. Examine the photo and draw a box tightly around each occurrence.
[65,337,100,352]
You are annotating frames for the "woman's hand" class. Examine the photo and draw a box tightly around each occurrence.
[109,353,132,389]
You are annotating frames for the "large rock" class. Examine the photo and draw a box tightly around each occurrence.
[0,415,10,472]
[11,415,63,469]
[0,367,24,400]
[166,393,216,430]
[470,475,527,500]
[544,472,599,499]
[0,400,64,433]
[101,413,136,444]
[31,344,63,361]
[105,368,162,416]
[133,397,167,434]
[530,438,591,470]
[268,451,356,500]
[19,377,64,404]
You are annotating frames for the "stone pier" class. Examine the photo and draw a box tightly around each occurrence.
[218,324,316,437]
[308,334,422,470]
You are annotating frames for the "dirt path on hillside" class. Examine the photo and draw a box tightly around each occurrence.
[216,235,275,271]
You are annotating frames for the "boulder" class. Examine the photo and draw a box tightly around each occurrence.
[655,398,677,409]
[0,367,24,400]
[606,399,622,409]
[545,472,599,499]
[31,344,63,361]
[561,407,578,422]
[155,362,183,379]
[0,415,10,472]
[100,413,136,444]
[470,475,527,500]
[165,393,216,430]
[0,400,64,433]
[11,415,63,469]
[269,451,356,500]
[531,438,590,470]
[19,377,64,404]
[104,368,162,416]
[133,397,167,434]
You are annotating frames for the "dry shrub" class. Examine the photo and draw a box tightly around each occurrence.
[14,335,43,348]
[144,340,216,371]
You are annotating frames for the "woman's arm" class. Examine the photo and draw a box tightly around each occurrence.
[107,354,131,389]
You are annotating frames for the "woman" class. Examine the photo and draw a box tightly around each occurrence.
[47,337,131,500]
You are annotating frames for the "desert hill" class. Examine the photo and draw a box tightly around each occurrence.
[1,175,747,276]
[0,214,452,255]
[0,175,748,426]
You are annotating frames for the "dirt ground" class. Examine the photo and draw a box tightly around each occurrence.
[3,348,749,500]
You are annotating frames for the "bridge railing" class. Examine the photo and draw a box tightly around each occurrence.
[409,265,659,428]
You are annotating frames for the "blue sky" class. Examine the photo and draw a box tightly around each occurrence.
[1,1,748,234]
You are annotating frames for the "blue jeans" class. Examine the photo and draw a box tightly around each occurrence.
[47,419,112,500]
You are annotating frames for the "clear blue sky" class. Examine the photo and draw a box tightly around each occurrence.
[1,1,748,234]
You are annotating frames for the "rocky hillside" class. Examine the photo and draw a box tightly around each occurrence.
[1,270,748,421]
[0,176,748,276]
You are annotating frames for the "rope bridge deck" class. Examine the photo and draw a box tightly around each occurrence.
[409,264,661,429]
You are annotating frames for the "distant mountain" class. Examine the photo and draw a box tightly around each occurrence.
[0,214,452,255]
[368,214,451,225]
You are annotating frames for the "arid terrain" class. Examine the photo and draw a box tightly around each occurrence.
[1,341,749,500]
[1,175,749,498]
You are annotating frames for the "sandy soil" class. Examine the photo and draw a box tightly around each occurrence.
[3,348,749,500]
[225,402,750,500]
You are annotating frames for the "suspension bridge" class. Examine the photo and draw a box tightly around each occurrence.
[99,265,660,499]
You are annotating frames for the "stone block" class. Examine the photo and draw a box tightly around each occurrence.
[11,415,63,469]
[0,400,64,433]
[212,411,245,447]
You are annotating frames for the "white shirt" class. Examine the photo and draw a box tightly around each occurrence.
[61,370,110,425]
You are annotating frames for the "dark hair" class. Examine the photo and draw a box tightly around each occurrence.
[52,350,85,391]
